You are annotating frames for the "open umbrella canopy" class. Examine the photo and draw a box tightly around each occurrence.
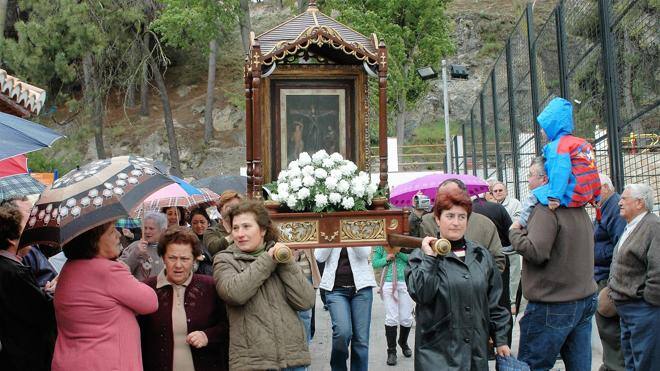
[133,176,219,217]
[0,111,64,161]
[389,173,490,208]
[115,218,141,229]
[0,154,45,200]
[0,174,45,201]
[19,155,174,248]
[191,175,247,195]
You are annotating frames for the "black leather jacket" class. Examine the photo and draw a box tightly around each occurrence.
[405,240,509,371]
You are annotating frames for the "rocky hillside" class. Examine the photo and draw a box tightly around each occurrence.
[44,0,555,179]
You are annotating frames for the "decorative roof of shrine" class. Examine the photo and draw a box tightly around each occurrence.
[0,69,46,116]
[250,0,381,66]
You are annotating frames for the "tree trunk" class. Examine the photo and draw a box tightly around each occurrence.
[148,57,182,177]
[82,54,107,159]
[622,29,641,134]
[298,0,308,12]
[204,39,217,143]
[277,0,283,9]
[238,0,251,55]
[0,0,8,36]
[125,40,140,107]
[139,33,150,116]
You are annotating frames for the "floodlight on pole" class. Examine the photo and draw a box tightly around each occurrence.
[416,66,438,80]
[416,67,450,173]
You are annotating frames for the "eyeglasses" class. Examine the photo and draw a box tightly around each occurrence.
[492,189,504,193]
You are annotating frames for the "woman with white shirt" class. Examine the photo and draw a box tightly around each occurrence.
[315,247,377,371]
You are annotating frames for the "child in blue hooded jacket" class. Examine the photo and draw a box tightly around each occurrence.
[517,97,601,227]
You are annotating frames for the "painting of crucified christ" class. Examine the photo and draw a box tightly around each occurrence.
[280,88,346,165]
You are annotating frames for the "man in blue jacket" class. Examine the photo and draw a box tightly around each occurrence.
[593,174,626,371]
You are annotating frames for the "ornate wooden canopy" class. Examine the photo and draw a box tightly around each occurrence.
[244,0,389,198]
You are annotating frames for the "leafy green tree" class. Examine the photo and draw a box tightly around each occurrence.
[1,0,144,159]
[323,0,454,152]
[152,0,239,143]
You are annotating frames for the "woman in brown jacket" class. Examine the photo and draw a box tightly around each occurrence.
[140,227,229,371]
[214,200,315,370]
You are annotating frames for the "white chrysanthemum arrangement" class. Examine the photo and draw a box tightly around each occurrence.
[268,150,380,212]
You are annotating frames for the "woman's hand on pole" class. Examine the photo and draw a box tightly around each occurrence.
[421,236,438,257]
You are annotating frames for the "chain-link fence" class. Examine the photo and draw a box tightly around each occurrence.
[456,0,659,209]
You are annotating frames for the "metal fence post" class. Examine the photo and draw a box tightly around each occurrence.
[461,123,467,174]
[506,39,521,199]
[556,0,570,100]
[453,136,460,173]
[491,70,503,180]
[598,0,625,191]
[480,92,488,178]
[526,2,542,155]
[470,109,477,176]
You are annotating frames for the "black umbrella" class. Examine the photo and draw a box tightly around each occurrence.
[191,175,247,196]
[19,155,174,248]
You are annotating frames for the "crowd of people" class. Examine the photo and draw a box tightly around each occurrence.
[0,97,657,370]
[1,172,656,370]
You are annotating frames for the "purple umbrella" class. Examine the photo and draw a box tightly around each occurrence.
[389,173,490,208]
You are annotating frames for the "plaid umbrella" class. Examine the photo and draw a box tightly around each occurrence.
[0,173,46,200]
[115,218,141,229]
[0,154,45,200]
[133,186,219,217]
[19,155,174,248]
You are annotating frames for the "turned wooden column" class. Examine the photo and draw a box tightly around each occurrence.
[244,63,254,196]
[377,41,388,190]
[251,42,263,199]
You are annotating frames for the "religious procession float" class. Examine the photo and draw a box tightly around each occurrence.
[243,1,415,252]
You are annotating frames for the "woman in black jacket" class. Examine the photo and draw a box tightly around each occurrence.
[405,188,511,370]
[188,207,213,276]
[0,203,56,371]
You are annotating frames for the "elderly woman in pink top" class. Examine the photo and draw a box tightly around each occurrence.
[52,220,158,371]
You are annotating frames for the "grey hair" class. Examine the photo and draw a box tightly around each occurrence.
[530,156,546,176]
[143,211,168,230]
[624,184,654,211]
[599,173,614,190]
[491,180,506,189]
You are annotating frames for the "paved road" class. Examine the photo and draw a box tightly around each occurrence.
[309,291,603,370]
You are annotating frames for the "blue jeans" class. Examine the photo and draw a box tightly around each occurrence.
[298,307,312,344]
[326,286,373,371]
[298,276,314,344]
[616,300,660,371]
[519,293,597,371]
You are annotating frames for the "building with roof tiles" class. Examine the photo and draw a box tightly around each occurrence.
[0,68,46,117]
